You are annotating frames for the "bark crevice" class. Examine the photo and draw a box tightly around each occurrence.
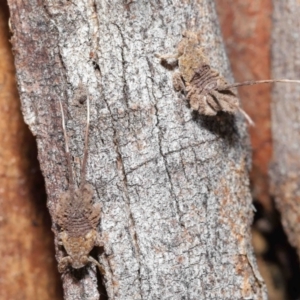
[100,60,144,295]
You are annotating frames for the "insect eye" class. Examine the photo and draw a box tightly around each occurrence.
[202,65,210,72]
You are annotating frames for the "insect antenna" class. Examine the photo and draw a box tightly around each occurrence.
[218,79,300,126]
[239,108,255,126]
[59,99,75,196]
[219,79,300,90]
[80,96,90,188]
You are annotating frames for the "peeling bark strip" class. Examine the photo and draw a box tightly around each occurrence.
[8,0,266,299]
[270,1,300,259]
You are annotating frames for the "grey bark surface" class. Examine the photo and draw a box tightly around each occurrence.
[271,0,300,258]
[8,0,266,299]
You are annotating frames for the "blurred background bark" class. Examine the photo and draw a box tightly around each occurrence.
[216,0,273,212]
[216,1,300,299]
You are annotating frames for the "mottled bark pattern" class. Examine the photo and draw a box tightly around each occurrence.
[8,0,266,299]
[271,0,300,259]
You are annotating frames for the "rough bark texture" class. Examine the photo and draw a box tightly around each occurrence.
[0,2,63,300]
[215,0,273,212]
[8,0,266,299]
[271,1,300,259]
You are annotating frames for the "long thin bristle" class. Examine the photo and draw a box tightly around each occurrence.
[59,99,75,191]
[80,96,90,186]
[219,79,300,126]
[220,79,300,90]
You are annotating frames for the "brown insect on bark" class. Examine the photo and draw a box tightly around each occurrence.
[53,95,105,275]
[157,31,300,125]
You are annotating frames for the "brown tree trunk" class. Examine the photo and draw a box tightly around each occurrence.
[0,2,63,300]
[270,0,300,259]
[215,2,289,299]
[7,0,266,299]
[215,0,273,212]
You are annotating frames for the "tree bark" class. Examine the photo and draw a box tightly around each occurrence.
[8,0,266,299]
[0,3,63,299]
[270,0,300,259]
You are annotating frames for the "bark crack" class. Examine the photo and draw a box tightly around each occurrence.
[88,0,101,75]
[126,156,159,175]
[98,54,143,297]
[147,67,188,230]
[153,101,184,226]
[112,22,129,109]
